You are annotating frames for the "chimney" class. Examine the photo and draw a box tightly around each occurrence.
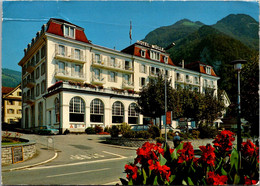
[182,59,185,68]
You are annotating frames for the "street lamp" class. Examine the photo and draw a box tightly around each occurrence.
[230,59,246,152]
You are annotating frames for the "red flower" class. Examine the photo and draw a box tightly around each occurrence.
[169,148,174,154]
[148,161,171,181]
[244,176,258,185]
[125,164,138,180]
[242,140,259,158]
[206,171,228,185]
[199,144,216,166]
[213,130,235,152]
[177,142,194,163]
[135,142,164,165]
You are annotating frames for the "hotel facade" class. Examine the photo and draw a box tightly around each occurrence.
[19,18,219,133]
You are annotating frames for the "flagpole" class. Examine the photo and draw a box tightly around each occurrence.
[129,21,132,45]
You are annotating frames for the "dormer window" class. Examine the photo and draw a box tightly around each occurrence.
[64,25,75,38]
[206,66,211,75]
[150,50,160,61]
[140,50,146,58]
[164,56,168,63]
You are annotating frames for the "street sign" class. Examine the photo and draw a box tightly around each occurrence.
[166,111,172,125]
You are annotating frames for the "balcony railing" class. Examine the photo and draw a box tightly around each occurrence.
[54,70,86,82]
[175,77,183,82]
[26,61,36,73]
[91,59,133,73]
[91,76,105,85]
[122,81,134,89]
[26,79,35,88]
[54,51,85,63]
[24,95,35,105]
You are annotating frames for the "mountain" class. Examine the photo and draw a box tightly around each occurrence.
[212,14,259,50]
[142,14,259,103]
[143,19,204,48]
[2,68,21,88]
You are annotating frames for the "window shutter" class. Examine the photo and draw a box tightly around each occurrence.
[80,50,83,61]
[115,72,118,83]
[144,65,147,73]
[65,63,69,75]
[108,71,111,82]
[55,44,58,55]
[80,65,83,77]
[92,53,95,63]
[139,64,142,73]
[139,77,141,87]
[55,61,58,72]
[71,48,74,58]
[65,46,68,57]
[71,64,75,76]
[100,54,103,63]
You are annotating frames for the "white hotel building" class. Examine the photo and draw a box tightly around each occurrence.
[19,18,219,133]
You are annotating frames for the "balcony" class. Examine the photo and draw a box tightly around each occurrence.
[24,95,35,105]
[91,60,133,74]
[26,61,36,73]
[54,52,85,64]
[122,81,134,89]
[26,79,35,88]
[175,77,183,82]
[55,70,86,82]
[91,76,105,85]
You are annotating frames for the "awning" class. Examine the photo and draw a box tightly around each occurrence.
[214,119,223,123]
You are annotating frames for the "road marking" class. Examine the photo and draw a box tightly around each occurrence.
[27,151,127,170]
[47,168,110,178]
[103,181,121,185]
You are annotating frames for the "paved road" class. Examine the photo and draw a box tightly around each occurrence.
[2,134,137,185]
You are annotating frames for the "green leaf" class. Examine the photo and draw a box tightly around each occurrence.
[169,175,176,183]
[234,174,240,184]
[187,177,194,185]
[182,179,187,185]
[128,179,133,185]
[221,167,227,176]
[159,153,167,166]
[153,176,158,185]
[215,157,223,172]
[142,168,147,185]
[230,148,239,171]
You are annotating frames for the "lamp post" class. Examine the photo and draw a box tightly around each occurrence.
[230,59,246,152]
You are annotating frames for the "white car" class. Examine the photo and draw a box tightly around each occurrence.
[161,125,180,134]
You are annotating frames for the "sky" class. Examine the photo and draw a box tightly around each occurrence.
[1,1,259,72]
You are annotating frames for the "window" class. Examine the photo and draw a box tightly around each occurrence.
[186,75,189,83]
[41,80,45,94]
[95,54,101,63]
[150,51,160,61]
[125,61,131,70]
[156,68,160,75]
[109,71,116,82]
[93,68,101,80]
[17,109,22,114]
[58,62,65,74]
[164,56,168,63]
[112,101,124,123]
[74,64,82,77]
[64,25,75,38]
[36,84,40,97]
[18,102,22,106]
[55,98,60,123]
[8,109,14,114]
[140,50,146,57]
[25,108,29,128]
[195,77,199,84]
[128,103,139,124]
[59,45,65,56]
[140,64,146,73]
[110,57,116,67]
[165,70,169,77]
[36,67,40,79]
[38,102,43,126]
[90,99,104,123]
[124,74,131,83]
[140,77,146,86]
[75,49,80,60]
[41,45,46,59]
[48,110,52,125]
[206,67,211,74]
[36,51,40,63]
[41,62,45,75]
[151,67,155,75]
[69,97,85,122]
[204,79,208,87]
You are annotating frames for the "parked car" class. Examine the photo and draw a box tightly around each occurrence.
[161,125,181,134]
[130,125,150,131]
[38,126,59,135]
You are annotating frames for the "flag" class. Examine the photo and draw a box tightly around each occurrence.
[129,21,132,40]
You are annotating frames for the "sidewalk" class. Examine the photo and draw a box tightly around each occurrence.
[2,142,58,172]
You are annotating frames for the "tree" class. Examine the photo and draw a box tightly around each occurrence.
[137,75,173,128]
[241,55,259,136]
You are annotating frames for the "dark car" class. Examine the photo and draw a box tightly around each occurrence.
[38,126,59,135]
[130,125,150,131]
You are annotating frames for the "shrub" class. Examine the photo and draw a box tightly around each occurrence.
[85,127,95,134]
[94,125,103,134]
[98,132,110,135]
[148,125,161,139]
[123,131,137,138]
[198,125,217,138]
[155,137,165,144]
[166,132,175,140]
[135,131,152,139]
[119,122,131,135]
[110,125,120,138]
[104,126,111,133]
[192,130,200,139]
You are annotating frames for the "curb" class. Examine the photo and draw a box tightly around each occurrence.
[2,151,58,172]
